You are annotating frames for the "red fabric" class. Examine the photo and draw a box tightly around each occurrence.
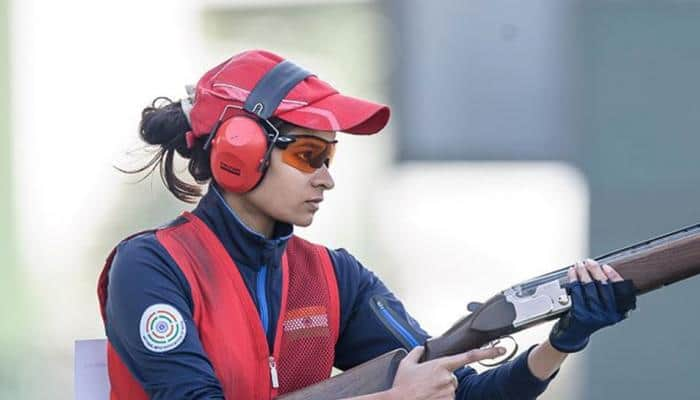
[188,49,390,142]
[276,235,340,395]
[97,212,340,399]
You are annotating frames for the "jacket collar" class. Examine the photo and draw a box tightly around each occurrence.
[191,182,293,270]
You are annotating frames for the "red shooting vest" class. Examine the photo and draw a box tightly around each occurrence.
[97,211,341,399]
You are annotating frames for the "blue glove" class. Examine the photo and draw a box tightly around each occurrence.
[549,261,637,353]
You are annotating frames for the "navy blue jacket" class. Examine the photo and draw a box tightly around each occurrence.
[104,182,554,399]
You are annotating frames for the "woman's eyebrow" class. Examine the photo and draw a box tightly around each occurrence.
[291,131,337,140]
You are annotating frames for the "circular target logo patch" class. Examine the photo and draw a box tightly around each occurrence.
[139,304,187,353]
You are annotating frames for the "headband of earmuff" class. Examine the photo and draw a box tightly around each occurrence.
[202,60,313,152]
[243,60,313,119]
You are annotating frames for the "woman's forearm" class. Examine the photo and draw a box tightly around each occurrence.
[527,340,568,381]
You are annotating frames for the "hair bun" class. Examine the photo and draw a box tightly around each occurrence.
[140,97,192,157]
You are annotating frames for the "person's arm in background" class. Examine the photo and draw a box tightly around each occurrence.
[348,346,506,400]
[526,341,567,381]
[105,233,225,400]
[526,259,635,380]
[328,248,555,400]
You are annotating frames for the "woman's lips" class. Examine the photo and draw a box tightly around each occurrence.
[305,199,322,211]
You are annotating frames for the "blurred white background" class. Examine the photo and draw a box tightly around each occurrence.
[4,0,700,399]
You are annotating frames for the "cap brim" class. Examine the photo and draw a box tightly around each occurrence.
[276,93,390,134]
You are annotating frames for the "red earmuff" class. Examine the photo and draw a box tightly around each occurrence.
[209,115,269,194]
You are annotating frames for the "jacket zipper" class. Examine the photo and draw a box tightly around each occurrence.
[256,266,279,389]
[371,296,420,348]
[268,356,279,388]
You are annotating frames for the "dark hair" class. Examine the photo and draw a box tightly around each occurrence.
[116,96,294,203]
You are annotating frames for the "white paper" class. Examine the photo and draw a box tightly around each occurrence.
[74,339,109,400]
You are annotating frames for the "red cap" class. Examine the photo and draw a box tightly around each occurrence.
[187,50,390,142]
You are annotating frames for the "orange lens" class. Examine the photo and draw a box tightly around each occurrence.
[280,136,336,173]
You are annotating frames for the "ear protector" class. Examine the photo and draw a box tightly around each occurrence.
[203,60,312,193]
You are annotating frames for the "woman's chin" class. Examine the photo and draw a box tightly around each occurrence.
[290,214,314,227]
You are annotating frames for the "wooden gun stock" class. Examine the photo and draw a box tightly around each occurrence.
[596,224,700,294]
[276,349,406,400]
[278,224,700,399]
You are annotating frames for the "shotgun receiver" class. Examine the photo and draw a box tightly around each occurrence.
[278,223,700,400]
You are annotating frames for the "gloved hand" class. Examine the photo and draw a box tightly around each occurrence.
[549,259,637,353]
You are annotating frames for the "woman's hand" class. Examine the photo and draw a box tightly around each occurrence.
[387,345,505,400]
[548,259,637,353]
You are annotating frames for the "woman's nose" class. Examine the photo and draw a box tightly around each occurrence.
[311,165,335,190]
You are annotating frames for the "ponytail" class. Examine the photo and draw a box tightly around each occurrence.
[115,97,211,203]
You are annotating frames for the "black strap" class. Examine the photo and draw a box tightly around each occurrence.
[243,60,313,119]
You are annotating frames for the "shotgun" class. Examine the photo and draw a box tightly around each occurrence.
[278,223,700,400]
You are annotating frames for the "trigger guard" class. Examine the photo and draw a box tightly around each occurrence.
[477,335,519,368]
